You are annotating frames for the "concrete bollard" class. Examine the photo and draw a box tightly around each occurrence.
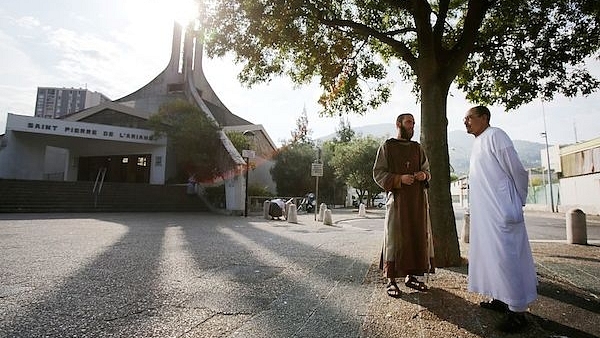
[263,200,271,219]
[323,209,333,226]
[318,203,327,222]
[461,209,470,243]
[566,208,587,244]
[287,204,298,223]
[358,203,366,217]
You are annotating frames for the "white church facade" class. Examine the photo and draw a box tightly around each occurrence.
[0,22,278,214]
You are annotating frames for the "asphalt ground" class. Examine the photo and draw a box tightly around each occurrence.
[0,208,598,337]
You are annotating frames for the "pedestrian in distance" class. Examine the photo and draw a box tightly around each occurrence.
[373,113,435,298]
[464,105,538,333]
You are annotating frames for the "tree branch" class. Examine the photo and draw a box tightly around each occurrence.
[317,15,419,71]
[434,0,450,42]
[448,0,492,75]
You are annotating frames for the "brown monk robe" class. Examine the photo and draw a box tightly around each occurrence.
[373,113,434,297]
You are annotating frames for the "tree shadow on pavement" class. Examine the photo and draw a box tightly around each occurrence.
[548,254,600,264]
[177,216,380,337]
[361,259,599,338]
[537,276,600,314]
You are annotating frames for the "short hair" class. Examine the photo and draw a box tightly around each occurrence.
[396,113,413,124]
[470,105,491,123]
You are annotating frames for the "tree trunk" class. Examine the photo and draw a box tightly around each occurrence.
[420,81,463,267]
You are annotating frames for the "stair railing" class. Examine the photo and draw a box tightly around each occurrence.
[93,167,107,207]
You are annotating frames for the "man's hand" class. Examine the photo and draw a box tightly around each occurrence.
[414,171,427,181]
[400,174,415,185]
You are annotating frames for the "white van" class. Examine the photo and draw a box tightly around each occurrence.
[372,193,387,208]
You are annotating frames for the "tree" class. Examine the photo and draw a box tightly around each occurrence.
[319,140,349,207]
[333,117,355,143]
[271,108,317,197]
[329,136,383,206]
[148,99,221,182]
[270,143,316,196]
[202,1,600,266]
[319,118,356,206]
[290,107,313,145]
[226,131,252,154]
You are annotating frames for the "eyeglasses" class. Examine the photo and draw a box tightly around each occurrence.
[463,114,481,122]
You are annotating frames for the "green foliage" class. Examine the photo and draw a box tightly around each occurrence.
[290,108,314,145]
[270,143,317,196]
[204,184,226,208]
[333,117,356,143]
[530,177,543,187]
[202,1,599,114]
[248,183,273,197]
[226,131,251,154]
[319,141,349,206]
[329,136,383,204]
[148,99,221,182]
[456,0,600,109]
[450,173,459,182]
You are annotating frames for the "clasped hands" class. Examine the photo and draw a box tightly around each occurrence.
[398,171,427,186]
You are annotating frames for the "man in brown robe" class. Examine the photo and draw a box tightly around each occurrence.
[373,113,435,297]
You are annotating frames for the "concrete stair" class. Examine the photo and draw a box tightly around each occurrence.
[0,179,209,213]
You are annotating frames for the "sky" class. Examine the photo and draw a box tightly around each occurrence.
[1,0,600,148]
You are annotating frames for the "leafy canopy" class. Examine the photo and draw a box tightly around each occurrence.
[270,143,317,196]
[329,136,383,203]
[202,0,599,114]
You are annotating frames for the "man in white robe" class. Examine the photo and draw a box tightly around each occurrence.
[465,105,537,333]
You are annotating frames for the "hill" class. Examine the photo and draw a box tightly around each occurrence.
[318,123,545,175]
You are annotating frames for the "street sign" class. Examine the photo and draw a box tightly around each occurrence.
[311,163,323,177]
[242,149,255,158]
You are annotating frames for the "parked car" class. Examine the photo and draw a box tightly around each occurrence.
[372,193,387,208]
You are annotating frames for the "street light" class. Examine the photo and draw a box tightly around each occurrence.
[540,100,555,213]
[541,131,555,212]
[242,130,255,217]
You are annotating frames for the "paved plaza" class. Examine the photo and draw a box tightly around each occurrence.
[0,209,598,337]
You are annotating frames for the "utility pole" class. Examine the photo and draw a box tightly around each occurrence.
[541,101,555,212]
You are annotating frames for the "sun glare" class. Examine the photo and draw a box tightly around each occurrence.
[134,0,199,26]
[170,0,200,26]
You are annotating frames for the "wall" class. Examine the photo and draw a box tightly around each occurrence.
[558,173,600,216]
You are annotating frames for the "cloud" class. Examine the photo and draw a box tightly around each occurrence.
[0,28,57,130]
[15,16,41,29]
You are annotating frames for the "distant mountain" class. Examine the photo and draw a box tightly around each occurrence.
[319,123,545,175]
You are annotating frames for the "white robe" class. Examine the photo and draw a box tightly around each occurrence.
[467,127,537,311]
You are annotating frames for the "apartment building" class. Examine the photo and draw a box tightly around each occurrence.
[34,87,111,119]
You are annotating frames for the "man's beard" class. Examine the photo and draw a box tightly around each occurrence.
[400,126,413,140]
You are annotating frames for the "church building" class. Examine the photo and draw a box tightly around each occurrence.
[0,21,278,214]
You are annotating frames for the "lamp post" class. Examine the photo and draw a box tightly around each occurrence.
[541,131,555,212]
[242,130,255,217]
[311,147,323,221]
[540,100,555,212]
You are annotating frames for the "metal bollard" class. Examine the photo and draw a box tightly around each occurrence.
[566,208,587,244]
[461,209,470,243]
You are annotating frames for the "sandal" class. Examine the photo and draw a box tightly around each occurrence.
[496,311,528,333]
[386,280,401,298]
[480,299,509,313]
[404,275,429,291]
